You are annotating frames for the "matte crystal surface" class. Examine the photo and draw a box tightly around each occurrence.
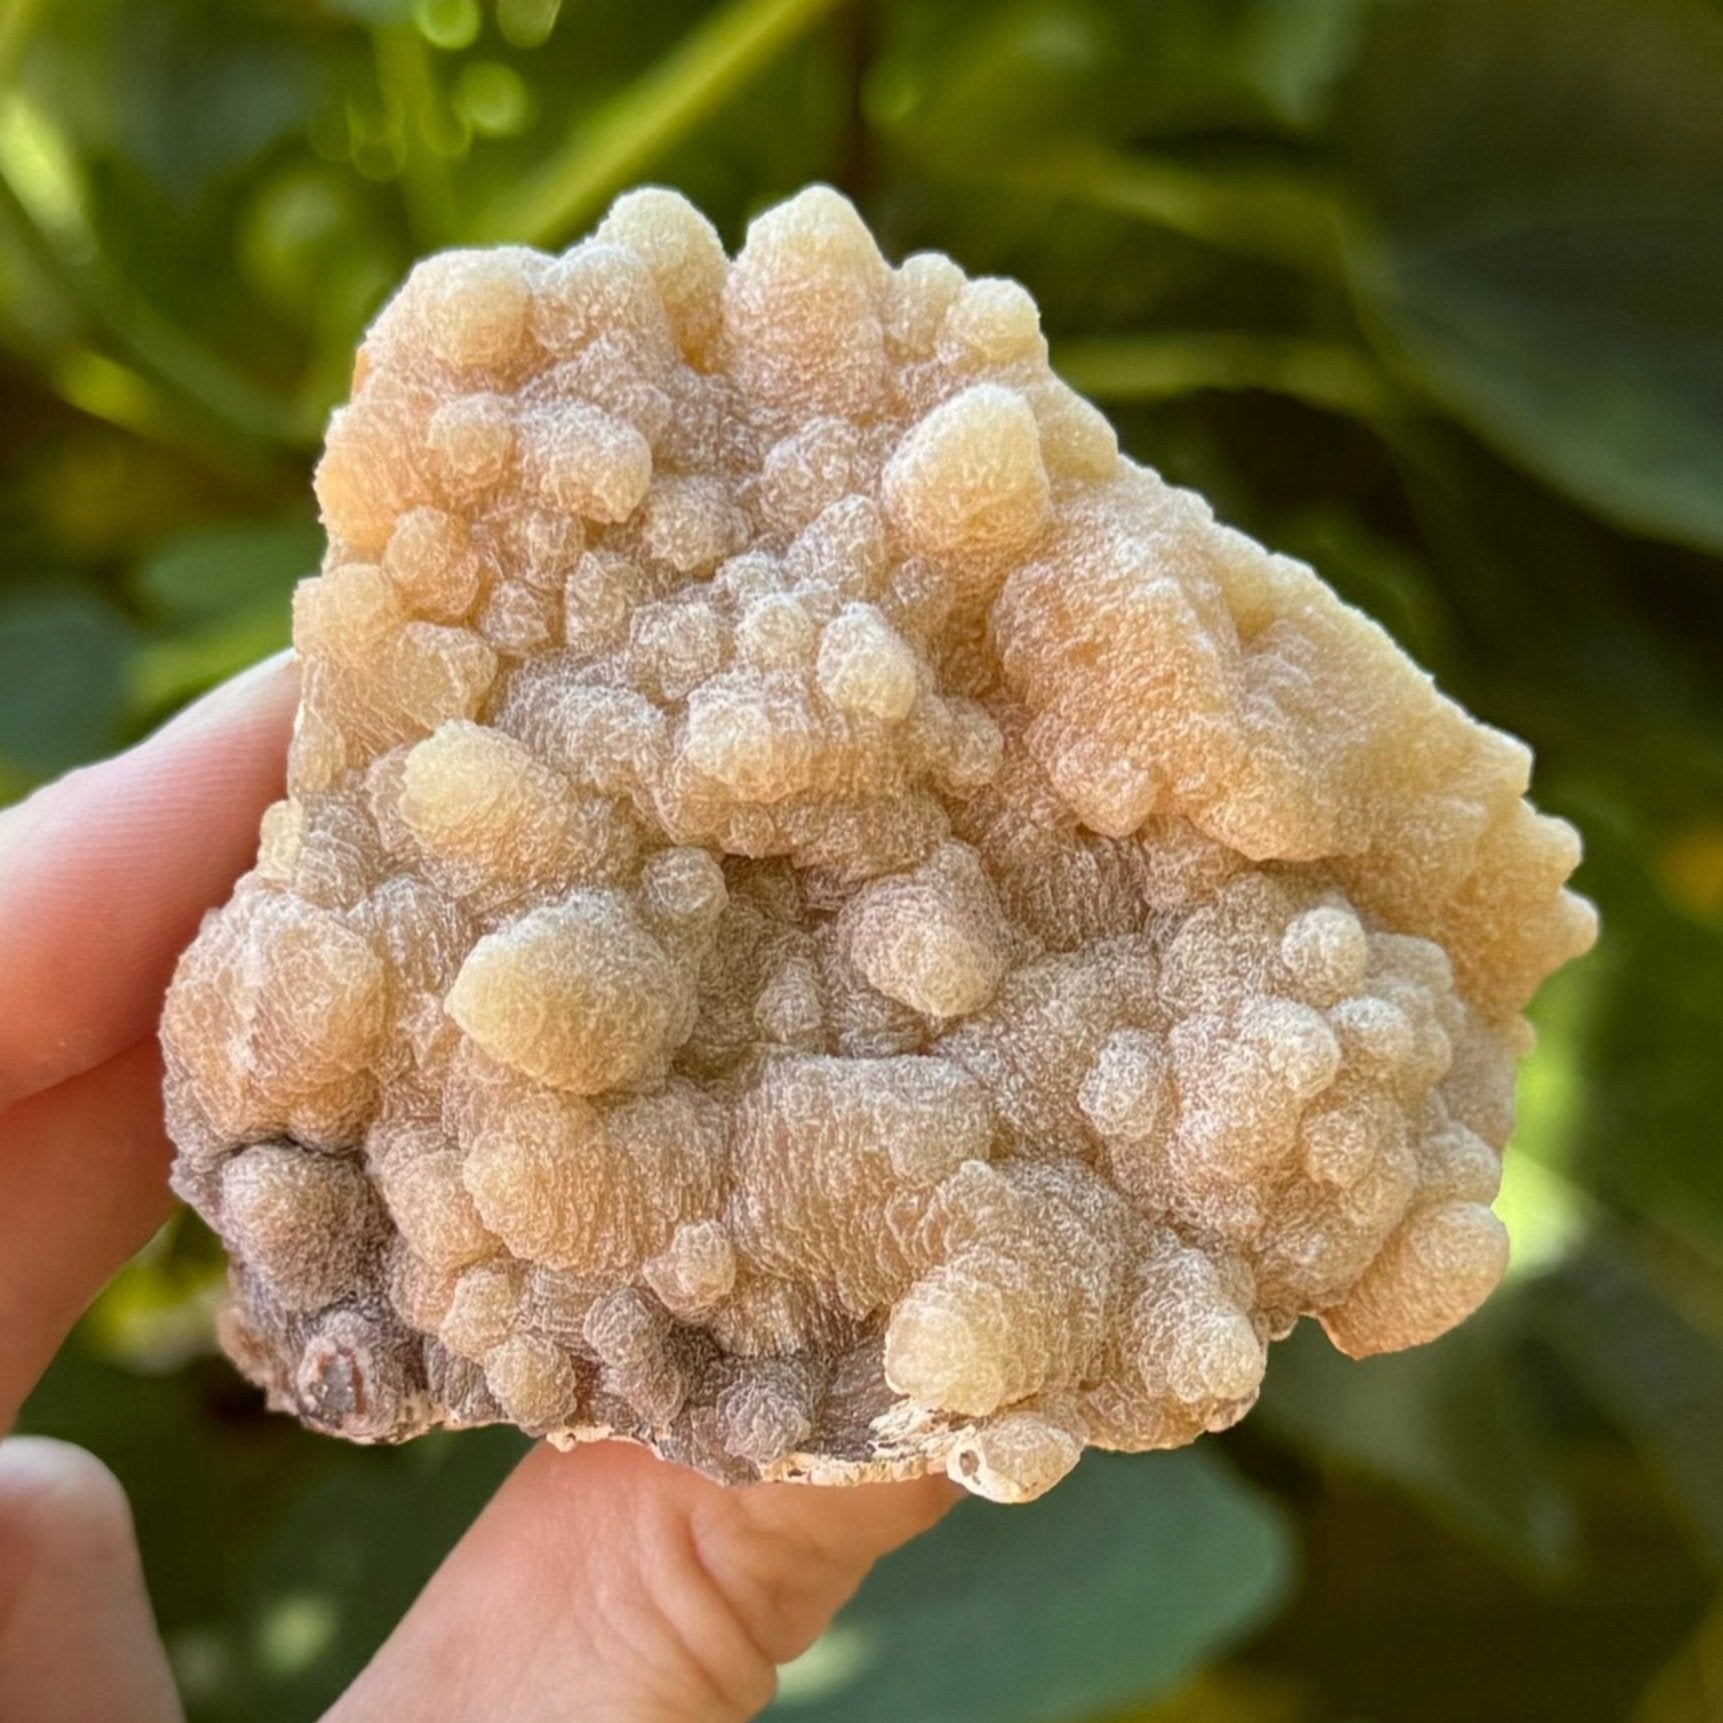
[161,185,1596,1502]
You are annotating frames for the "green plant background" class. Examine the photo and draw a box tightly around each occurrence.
[5,1,1723,1718]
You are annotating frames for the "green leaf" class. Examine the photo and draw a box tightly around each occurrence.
[867,1,1111,170]
[1256,1309,1574,1575]
[22,1336,524,1723]
[1268,507,1453,676]
[130,606,294,715]
[766,1449,1294,1722]
[132,520,320,624]
[104,1,320,203]
[1338,0,1723,551]
[1564,810,1723,1251]
[1101,0,1373,137]
[18,1341,342,1722]
[877,0,1372,168]
[81,1211,227,1376]
[1528,1248,1723,1573]
[1218,0,1373,132]
[1238,1430,1709,1723]
[1633,1590,1723,1723]
[1054,332,1394,420]
[128,520,314,712]
[0,585,134,779]
[238,1428,528,1720]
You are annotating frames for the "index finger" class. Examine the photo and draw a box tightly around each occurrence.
[0,655,298,1426]
[0,653,298,1111]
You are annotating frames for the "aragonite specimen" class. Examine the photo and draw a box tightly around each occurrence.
[161,184,1597,1503]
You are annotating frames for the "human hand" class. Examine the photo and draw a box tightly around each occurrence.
[0,654,956,1723]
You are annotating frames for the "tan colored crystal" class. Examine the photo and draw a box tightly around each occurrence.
[162,185,1596,1503]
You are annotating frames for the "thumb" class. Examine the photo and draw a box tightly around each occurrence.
[0,1437,183,1723]
[325,1439,958,1723]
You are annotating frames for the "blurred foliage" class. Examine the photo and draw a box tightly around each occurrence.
[773,1450,1293,1723]
[5,0,1723,1718]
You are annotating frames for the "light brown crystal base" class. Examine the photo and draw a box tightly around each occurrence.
[167,182,1594,1502]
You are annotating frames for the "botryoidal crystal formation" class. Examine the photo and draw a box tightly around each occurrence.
[161,186,1596,1502]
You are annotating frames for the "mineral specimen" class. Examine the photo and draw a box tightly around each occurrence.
[161,185,1597,1503]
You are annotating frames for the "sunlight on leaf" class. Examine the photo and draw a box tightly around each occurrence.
[776,1627,874,1704]
[457,61,534,139]
[1497,1156,1593,1283]
[0,89,93,258]
[255,1595,340,1678]
[413,0,480,52]
[498,0,563,51]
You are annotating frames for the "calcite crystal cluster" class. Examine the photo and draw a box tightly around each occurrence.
[161,185,1596,1502]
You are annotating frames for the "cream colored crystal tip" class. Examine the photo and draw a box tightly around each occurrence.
[161,184,1596,1502]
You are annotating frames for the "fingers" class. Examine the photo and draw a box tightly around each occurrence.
[0,1437,183,1723]
[0,1038,177,1430]
[0,655,295,1427]
[326,1440,958,1723]
[0,652,297,1111]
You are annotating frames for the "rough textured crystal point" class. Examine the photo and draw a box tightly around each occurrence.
[161,184,1596,1502]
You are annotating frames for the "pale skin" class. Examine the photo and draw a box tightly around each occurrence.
[0,653,956,1723]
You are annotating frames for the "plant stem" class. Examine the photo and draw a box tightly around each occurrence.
[990,145,1348,275]
[478,0,851,247]
[1053,331,1404,424]
[374,23,459,251]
